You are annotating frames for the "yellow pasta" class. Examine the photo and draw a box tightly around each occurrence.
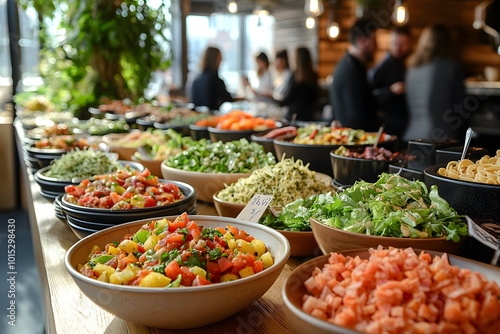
[437,149,500,185]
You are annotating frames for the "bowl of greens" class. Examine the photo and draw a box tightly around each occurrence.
[161,138,276,203]
[308,173,468,256]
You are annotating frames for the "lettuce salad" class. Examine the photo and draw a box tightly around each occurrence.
[260,173,467,242]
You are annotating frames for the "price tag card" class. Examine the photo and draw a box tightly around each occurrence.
[467,216,499,250]
[236,194,273,223]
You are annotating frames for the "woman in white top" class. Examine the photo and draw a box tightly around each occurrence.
[243,52,274,104]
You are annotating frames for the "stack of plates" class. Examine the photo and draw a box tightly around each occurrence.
[34,160,144,201]
[53,194,66,222]
[25,145,66,172]
[56,180,198,239]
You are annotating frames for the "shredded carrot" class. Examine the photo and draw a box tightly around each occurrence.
[302,247,500,334]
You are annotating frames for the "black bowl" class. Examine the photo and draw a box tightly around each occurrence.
[330,153,391,187]
[66,217,99,239]
[189,124,210,140]
[388,163,424,181]
[65,214,116,230]
[153,122,190,136]
[273,136,397,177]
[135,117,155,131]
[34,160,145,195]
[59,180,198,225]
[250,131,276,158]
[423,164,500,219]
[208,127,258,143]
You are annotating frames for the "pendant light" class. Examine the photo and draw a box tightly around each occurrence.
[392,0,409,25]
[304,0,324,17]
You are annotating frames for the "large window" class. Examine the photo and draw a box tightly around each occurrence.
[185,12,275,95]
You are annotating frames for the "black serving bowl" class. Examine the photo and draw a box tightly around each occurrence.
[59,180,198,225]
[135,117,155,131]
[34,160,144,195]
[153,122,190,136]
[208,127,258,143]
[189,124,210,140]
[388,163,424,181]
[273,136,398,177]
[66,216,99,239]
[330,153,391,187]
[423,164,500,220]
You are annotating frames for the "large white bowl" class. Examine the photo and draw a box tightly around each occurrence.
[161,164,250,203]
[65,215,291,329]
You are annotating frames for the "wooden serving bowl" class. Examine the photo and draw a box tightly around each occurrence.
[310,218,467,256]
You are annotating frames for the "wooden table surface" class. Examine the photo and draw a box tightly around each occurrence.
[15,123,306,334]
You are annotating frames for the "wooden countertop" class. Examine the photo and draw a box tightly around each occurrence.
[14,123,303,334]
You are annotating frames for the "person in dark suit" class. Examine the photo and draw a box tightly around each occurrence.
[369,26,413,140]
[189,46,238,110]
[328,18,379,131]
[404,24,466,142]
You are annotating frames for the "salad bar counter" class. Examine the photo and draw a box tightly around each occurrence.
[15,122,300,334]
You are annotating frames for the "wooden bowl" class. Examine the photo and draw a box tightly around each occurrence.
[102,133,137,160]
[310,217,467,256]
[161,164,250,203]
[65,215,291,329]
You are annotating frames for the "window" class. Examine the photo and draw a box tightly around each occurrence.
[185,12,275,96]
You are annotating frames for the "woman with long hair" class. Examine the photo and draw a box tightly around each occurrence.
[277,47,319,122]
[404,24,466,142]
[189,46,238,110]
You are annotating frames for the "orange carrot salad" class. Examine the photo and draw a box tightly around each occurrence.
[302,247,500,334]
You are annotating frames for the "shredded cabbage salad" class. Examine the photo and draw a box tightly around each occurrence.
[216,158,333,207]
[44,149,121,180]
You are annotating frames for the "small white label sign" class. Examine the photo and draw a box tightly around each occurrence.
[236,194,273,223]
[467,216,499,250]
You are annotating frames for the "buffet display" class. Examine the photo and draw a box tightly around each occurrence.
[14,109,500,333]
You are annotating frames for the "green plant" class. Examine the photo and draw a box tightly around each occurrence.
[16,0,171,116]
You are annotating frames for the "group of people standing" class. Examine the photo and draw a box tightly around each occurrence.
[188,46,320,122]
[329,18,466,145]
[188,18,466,145]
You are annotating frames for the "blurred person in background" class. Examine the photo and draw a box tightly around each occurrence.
[242,51,274,104]
[328,18,379,131]
[403,24,466,142]
[272,49,292,100]
[276,46,319,122]
[369,26,413,142]
[189,46,242,110]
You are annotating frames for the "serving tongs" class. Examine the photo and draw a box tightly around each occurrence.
[373,125,385,149]
[460,127,476,161]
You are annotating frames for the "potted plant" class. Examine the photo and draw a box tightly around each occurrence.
[16,0,171,116]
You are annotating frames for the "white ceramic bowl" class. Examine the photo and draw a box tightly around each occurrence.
[65,215,291,329]
[161,164,250,203]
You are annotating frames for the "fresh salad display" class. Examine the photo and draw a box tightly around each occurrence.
[195,110,278,131]
[292,126,387,145]
[43,149,122,180]
[260,173,468,241]
[74,117,129,135]
[34,135,98,150]
[216,158,333,207]
[64,169,185,209]
[334,146,407,161]
[164,138,276,173]
[78,213,274,286]
[133,128,196,161]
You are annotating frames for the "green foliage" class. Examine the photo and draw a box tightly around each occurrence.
[16,0,171,115]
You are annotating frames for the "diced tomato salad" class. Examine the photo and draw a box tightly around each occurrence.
[78,213,274,287]
[64,168,184,209]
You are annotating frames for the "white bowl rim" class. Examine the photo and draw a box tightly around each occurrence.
[65,214,291,293]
